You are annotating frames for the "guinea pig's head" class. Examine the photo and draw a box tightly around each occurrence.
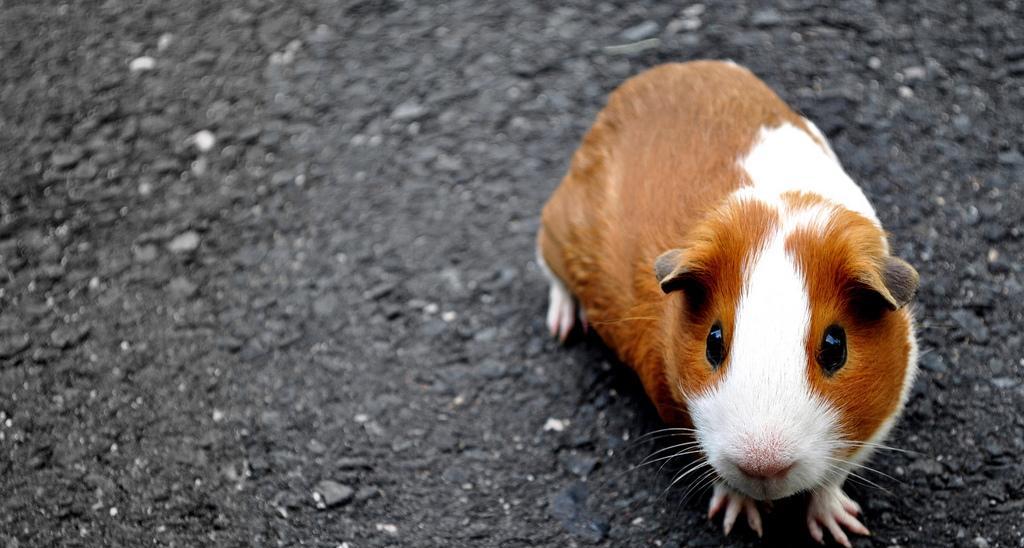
[654,192,919,501]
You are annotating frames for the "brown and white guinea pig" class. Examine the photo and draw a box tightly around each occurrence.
[536,61,919,546]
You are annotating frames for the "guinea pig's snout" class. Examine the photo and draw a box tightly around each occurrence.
[733,434,795,480]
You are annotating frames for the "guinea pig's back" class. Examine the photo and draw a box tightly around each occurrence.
[539,61,814,364]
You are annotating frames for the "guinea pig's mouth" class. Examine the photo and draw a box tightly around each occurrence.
[715,461,809,501]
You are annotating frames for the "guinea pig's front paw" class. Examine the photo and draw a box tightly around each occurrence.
[708,481,763,537]
[806,484,870,547]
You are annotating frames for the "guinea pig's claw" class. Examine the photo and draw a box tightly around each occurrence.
[546,280,577,342]
[708,482,762,538]
[806,485,870,548]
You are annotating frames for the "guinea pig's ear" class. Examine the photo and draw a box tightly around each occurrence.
[654,248,699,294]
[859,256,919,310]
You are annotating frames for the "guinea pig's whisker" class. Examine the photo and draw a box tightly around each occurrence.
[632,426,699,441]
[620,432,689,453]
[590,316,659,326]
[676,468,719,508]
[661,458,711,499]
[823,457,899,493]
[654,448,708,475]
[826,452,907,484]
[639,440,702,462]
[839,439,919,456]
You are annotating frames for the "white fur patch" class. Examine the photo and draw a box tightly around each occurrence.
[690,121,889,499]
[689,225,840,500]
[740,123,879,227]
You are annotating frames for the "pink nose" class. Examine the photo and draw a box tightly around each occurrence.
[737,459,794,480]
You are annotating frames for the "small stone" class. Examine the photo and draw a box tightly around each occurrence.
[560,452,599,478]
[355,486,380,501]
[391,100,427,121]
[314,480,354,509]
[908,458,944,476]
[682,4,705,17]
[0,334,30,359]
[950,309,989,343]
[920,352,948,373]
[898,85,914,99]
[50,325,90,349]
[157,33,174,52]
[313,294,340,317]
[375,523,398,535]
[51,148,83,169]
[751,8,783,27]
[168,277,198,298]
[903,65,927,81]
[129,56,156,72]
[549,482,609,543]
[337,457,372,470]
[973,536,990,548]
[543,418,568,432]
[363,283,395,301]
[991,377,1018,389]
[191,130,216,153]
[868,56,882,70]
[168,231,200,253]
[620,21,659,42]
[997,150,1023,165]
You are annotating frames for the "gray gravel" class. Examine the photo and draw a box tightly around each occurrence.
[1,1,1023,546]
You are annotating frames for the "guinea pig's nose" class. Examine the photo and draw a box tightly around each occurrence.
[736,457,794,480]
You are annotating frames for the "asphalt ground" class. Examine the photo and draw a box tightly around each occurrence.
[1,1,1022,546]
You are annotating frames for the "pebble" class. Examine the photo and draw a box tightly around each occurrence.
[920,352,948,373]
[543,418,568,432]
[950,309,989,343]
[51,148,83,169]
[751,8,783,27]
[50,325,89,349]
[908,458,944,476]
[313,294,340,317]
[620,21,659,42]
[191,130,216,153]
[682,4,705,17]
[355,486,380,502]
[375,523,398,535]
[391,100,427,121]
[313,480,354,509]
[549,482,609,543]
[168,231,200,253]
[0,334,31,359]
[997,149,1023,165]
[903,65,928,80]
[560,452,599,478]
[129,56,156,72]
[168,277,198,298]
[157,33,174,52]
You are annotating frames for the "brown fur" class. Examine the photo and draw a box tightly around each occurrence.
[538,61,916,448]
[538,61,814,423]
[784,203,914,445]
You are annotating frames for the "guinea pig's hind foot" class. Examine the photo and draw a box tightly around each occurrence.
[546,279,578,342]
[708,482,763,538]
[805,484,870,547]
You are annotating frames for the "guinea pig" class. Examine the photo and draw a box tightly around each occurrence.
[536,61,919,546]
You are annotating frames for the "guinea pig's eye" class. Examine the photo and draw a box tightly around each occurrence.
[817,325,847,375]
[705,322,726,369]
